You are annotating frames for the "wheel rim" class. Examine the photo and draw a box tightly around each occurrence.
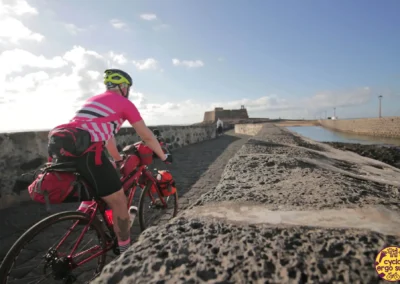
[141,187,178,230]
[2,214,106,284]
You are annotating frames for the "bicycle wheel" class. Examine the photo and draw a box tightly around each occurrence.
[138,181,178,232]
[0,211,107,284]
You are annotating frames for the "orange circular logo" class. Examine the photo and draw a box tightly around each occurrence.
[375,246,400,281]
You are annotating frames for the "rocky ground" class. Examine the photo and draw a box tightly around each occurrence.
[93,124,400,284]
[324,142,400,169]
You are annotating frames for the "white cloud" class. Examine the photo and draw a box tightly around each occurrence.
[4,71,49,92]
[140,13,157,21]
[211,95,293,112]
[131,86,377,125]
[129,92,146,108]
[64,23,86,35]
[0,49,67,75]
[304,87,372,110]
[110,19,127,29]
[132,58,159,71]
[63,46,103,68]
[109,51,128,65]
[139,14,170,31]
[0,45,131,131]
[0,0,44,44]
[0,0,38,16]
[172,58,204,68]
[0,17,44,43]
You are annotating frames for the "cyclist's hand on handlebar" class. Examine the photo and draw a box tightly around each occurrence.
[115,160,124,168]
[115,154,126,168]
[162,153,173,164]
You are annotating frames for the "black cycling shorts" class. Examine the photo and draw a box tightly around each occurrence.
[74,151,122,198]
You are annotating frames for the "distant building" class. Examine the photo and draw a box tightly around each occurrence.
[203,105,249,123]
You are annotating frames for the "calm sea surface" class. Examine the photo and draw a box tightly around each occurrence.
[287,126,400,146]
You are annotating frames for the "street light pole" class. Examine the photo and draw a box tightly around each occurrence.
[333,107,336,117]
[378,95,383,118]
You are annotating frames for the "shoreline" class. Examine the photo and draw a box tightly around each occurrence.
[324,142,400,169]
[274,120,319,127]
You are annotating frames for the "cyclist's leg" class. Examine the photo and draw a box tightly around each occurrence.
[75,151,131,254]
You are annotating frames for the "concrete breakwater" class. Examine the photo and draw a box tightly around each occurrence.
[93,123,400,283]
[234,123,265,136]
[0,125,215,209]
[319,116,400,138]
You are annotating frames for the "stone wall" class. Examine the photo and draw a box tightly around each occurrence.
[234,123,265,136]
[319,116,400,138]
[0,125,215,209]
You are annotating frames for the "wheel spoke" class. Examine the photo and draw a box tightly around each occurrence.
[1,212,107,284]
[139,181,178,231]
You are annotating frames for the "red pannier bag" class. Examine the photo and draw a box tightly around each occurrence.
[120,154,141,191]
[134,142,153,165]
[28,171,78,204]
[156,170,176,196]
[120,154,140,176]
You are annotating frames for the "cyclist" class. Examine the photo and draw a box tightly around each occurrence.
[216,117,223,136]
[47,68,172,254]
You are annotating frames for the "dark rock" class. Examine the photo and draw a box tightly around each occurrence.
[324,142,400,169]
[197,268,217,281]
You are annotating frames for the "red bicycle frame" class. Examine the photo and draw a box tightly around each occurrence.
[50,163,169,270]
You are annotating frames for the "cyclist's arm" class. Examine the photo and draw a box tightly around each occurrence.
[106,137,123,161]
[131,120,167,160]
[123,100,167,161]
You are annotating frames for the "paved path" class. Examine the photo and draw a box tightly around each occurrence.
[0,131,249,273]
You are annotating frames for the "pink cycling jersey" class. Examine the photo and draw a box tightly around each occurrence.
[65,90,142,142]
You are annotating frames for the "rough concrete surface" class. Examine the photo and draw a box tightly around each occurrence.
[235,123,265,136]
[93,124,400,283]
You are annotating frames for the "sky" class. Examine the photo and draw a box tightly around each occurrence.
[0,0,399,132]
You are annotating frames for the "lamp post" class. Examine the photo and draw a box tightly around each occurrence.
[378,95,383,118]
[333,107,336,117]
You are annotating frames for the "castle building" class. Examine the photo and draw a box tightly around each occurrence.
[203,105,249,123]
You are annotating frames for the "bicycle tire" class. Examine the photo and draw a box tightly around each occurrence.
[0,211,107,284]
[138,181,178,232]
